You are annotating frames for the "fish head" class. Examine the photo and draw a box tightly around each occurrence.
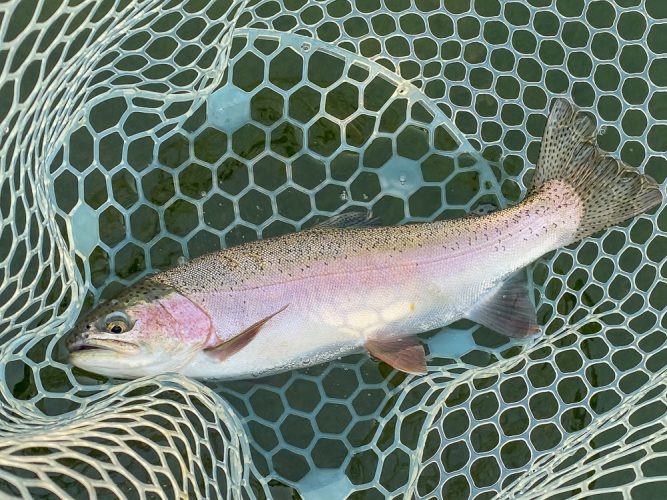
[67,279,212,378]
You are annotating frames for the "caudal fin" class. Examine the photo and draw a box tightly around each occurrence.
[531,99,662,240]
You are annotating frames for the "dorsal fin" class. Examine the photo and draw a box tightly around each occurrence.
[314,210,379,229]
[365,336,427,374]
[466,272,540,339]
[204,305,288,361]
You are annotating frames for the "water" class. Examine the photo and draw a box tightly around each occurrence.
[5,1,664,498]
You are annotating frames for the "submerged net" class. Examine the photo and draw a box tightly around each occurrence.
[0,0,665,497]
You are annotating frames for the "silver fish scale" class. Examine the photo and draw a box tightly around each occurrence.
[0,0,665,498]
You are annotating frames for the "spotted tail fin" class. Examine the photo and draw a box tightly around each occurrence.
[531,98,662,241]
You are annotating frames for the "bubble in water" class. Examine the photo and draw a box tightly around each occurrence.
[340,191,348,201]
[200,191,206,197]
[301,42,311,51]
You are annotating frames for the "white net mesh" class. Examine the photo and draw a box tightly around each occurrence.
[0,0,665,497]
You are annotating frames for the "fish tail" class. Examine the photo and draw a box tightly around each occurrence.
[530,98,662,242]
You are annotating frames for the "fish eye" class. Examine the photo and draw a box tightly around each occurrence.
[106,319,129,334]
[103,312,131,334]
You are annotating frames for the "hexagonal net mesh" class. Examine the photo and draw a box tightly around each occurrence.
[0,0,664,498]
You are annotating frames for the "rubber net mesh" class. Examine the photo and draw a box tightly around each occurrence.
[0,0,665,498]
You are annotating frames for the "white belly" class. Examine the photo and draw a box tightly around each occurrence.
[181,279,462,379]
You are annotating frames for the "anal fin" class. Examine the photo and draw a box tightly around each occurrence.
[365,336,427,375]
[467,272,540,339]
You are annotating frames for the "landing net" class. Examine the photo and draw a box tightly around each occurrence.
[0,0,664,498]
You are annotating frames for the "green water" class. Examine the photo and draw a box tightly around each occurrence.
[5,1,665,498]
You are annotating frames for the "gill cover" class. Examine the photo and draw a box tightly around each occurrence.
[155,289,213,345]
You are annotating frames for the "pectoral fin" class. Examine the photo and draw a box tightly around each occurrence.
[205,305,288,361]
[365,336,427,375]
[467,272,540,338]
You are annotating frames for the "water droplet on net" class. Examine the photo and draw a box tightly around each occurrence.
[339,191,348,201]
[177,256,187,266]
[471,203,497,216]
[399,174,407,185]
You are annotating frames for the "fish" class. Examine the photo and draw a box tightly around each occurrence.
[66,99,662,380]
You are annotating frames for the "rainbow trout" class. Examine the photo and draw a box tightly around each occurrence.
[67,100,661,379]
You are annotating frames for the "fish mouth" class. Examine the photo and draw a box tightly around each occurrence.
[67,337,139,355]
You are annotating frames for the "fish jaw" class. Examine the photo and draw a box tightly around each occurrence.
[68,335,147,378]
[67,331,140,355]
[68,329,199,378]
[70,348,185,379]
